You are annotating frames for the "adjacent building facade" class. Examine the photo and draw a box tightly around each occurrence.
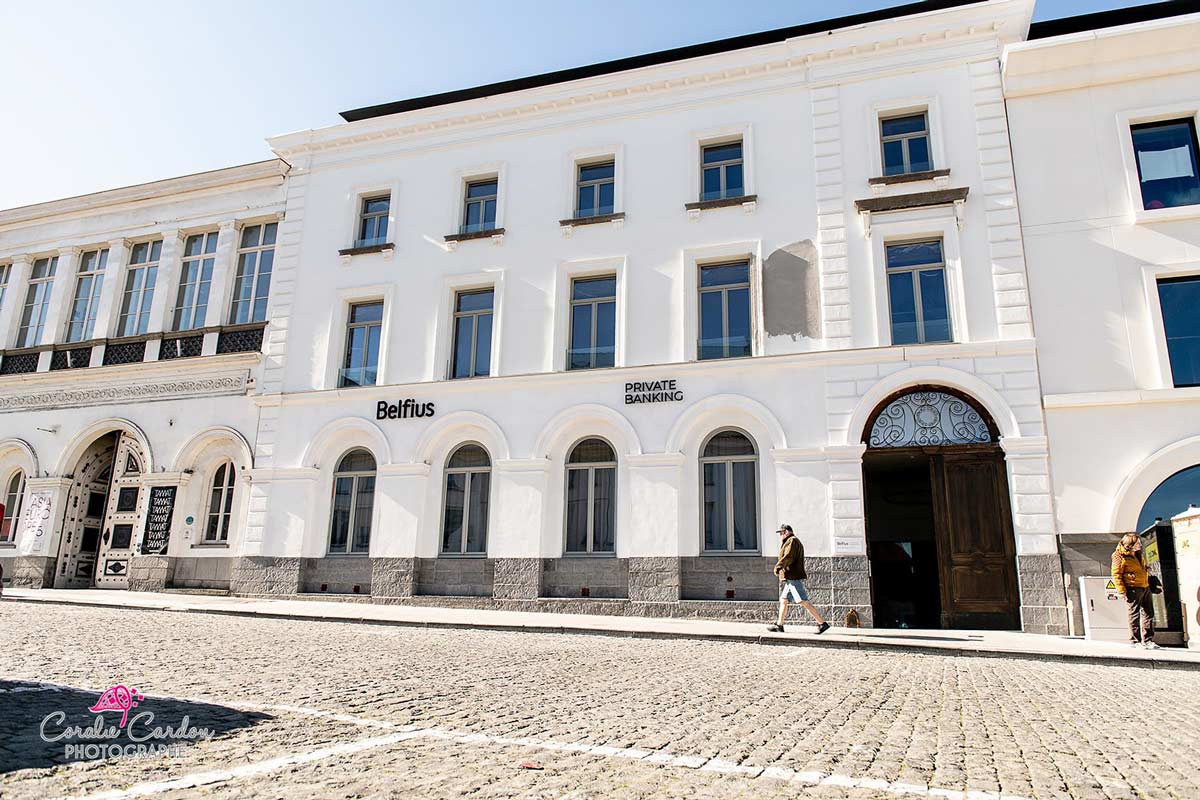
[2,0,1194,636]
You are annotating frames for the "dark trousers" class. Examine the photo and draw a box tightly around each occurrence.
[1125,585,1155,643]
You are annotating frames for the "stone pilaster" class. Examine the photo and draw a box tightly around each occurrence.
[203,221,241,355]
[371,557,415,598]
[627,557,681,603]
[230,556,301,596]
[1017,553,1069,635]
[90,239,129,365]
[145,230,184,359]
[40,247,79,349]
[128,555,175,592]
[492,557,542,600]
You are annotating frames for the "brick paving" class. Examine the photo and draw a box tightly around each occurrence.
[1,602,1198,799]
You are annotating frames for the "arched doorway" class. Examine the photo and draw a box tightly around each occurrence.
[862,386,1020,630]
[55,431,147,589]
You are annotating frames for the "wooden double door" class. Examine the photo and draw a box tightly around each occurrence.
[866,445,1020,630]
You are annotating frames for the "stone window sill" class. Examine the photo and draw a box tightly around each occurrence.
[558,212,625,237]
[444,228,505,250]
[868,168,951,187]
[323,553,370,558]
[561,552,618,559]
[684,195,758,219]
[698,551,764,557]
[338,242,395,263]
[0,542,16,549]
[437,552,488,559]
[854,186,969,213]
[191,543,230,549]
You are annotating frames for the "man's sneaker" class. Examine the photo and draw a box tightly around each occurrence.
[1144,641,1161,650]
[766,623,785,633]
[816,622,831,635]
[1130,642,1143,648]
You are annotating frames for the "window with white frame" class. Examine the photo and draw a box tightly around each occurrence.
[575,161,615,218]
[442,444,490,555]
[229,222,276,324]
[698,262,752,360]
[339,301,383,388]
[462,179,498,234]
[0,469,24,544]
[16,256,58,348]
[701,430,758,553]
[173,232,217,331]
[356,195,390,247]
[204,461,236,543]
[880,112,932,176]
[328,449,375,555]
[451,289,493,378]
[66,249,107,342]
[0,263,12,314]
[117,240,161,337]
[885,239,951,345]
[568,276,616,370]
[1157,275,1200,388]
[1131,118,1200,211]
[700,141,744,202]
[565,438,616,555]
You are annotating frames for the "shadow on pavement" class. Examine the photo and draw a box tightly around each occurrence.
[0,679,272,773]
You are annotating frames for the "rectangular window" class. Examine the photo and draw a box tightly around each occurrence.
[339,301,383,388]
[229,222,276,324]
[116,240,161,337]
[1132,118,1200,211]
[0,263,10,314]
[881,112,932,176]
[885,239,951,345]
[1158,276,1200,387]
[451,289,494,379]
[173,232,217,331]
[16,256,58,348]
[568,276,616,370]
[462,179,498,234]
[698,262,752,360]
[576,161,615,218]
[700,141,744,202]
[66,249,107,342]
[357,195,390,247]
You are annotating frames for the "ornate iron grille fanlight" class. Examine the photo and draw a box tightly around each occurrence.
[868,389,993,448]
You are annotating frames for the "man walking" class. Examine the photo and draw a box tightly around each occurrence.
[767,524,830,634]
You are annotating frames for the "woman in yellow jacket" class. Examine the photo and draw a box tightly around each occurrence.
[1111,533,1158,649]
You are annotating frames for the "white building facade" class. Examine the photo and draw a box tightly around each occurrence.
[5,0,1132,635]
[1004,5,1200,635]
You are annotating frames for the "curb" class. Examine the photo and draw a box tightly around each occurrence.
[4,595,1196,671]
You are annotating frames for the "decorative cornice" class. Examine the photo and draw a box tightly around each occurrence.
[0,370,250,412]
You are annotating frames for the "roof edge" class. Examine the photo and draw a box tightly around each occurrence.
[1027,0,1200,39]
[339,0,982,123]
[0,159,289,227]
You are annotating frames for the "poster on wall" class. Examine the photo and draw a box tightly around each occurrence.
[23,491,54,540]
[140,486,177,556]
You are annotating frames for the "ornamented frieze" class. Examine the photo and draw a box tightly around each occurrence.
[0,371,249,412]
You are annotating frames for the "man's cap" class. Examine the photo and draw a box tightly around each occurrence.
[777,523,793,533]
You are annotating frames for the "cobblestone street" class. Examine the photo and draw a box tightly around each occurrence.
[1,602,1198,800]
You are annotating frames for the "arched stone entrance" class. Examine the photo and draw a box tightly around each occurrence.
[862,386,1020,630]
[55,431,147,589]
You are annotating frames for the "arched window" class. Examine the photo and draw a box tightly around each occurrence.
[204,462,237,543]
[1137,464,1200,531]
[1,470,26,544]
[328,449,375,555]
[701,430,758,552]
[565,438,616,554]
[867,389,995,448]
[442,444,490,555]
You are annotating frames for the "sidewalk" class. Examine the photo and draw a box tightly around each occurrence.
[4,587,1197,668]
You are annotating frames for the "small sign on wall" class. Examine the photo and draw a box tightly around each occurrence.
[23,491,53,540]
[833,536,865,556]
[140,486,178,556]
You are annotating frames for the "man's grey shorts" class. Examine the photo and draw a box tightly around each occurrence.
[780,579,811,603]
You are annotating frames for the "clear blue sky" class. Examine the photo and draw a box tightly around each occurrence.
[0,0,1163,210]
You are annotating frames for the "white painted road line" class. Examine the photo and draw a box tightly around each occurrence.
[9,678,1032,800]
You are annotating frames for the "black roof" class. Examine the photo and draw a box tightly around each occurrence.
[1028,0,1200,39]
[339,0,981,123]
